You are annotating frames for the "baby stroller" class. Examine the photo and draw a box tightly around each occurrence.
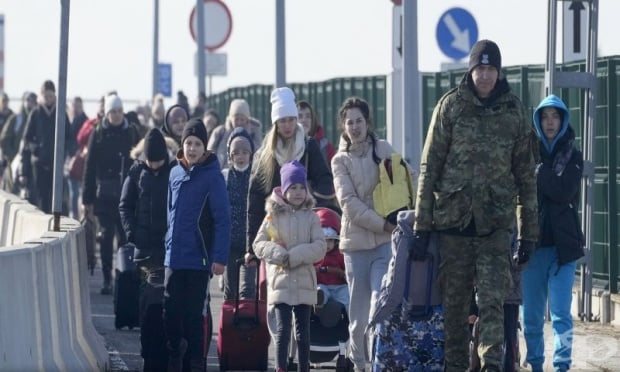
[308,299,352,371]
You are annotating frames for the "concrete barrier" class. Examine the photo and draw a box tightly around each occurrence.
[0,191,29,246]
[0,191,108,371]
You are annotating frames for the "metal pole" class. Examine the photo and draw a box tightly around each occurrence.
[152,0,159,97]
[52,0,70,231]
[544,0,557,95]
[275,0,286,87]
[581,0,598,321]
[196,0,206,96]
[402,0,421,168]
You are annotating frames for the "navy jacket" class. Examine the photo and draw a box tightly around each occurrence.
[533,95,584,266]
[165,152,231,270]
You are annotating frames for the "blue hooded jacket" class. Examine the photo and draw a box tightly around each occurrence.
[532,94,570,154]
[165,151,231,270]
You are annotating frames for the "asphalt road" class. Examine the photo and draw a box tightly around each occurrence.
[89,264,620,372]
[89,269,282,372]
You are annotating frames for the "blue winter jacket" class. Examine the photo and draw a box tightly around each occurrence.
[165,152,231,270]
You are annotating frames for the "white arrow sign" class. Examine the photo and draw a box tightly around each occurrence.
[443,13,471,54]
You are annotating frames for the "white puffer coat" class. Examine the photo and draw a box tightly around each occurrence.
[331,136,396,252]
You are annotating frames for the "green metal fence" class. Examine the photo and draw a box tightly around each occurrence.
[205,76,387,148]
[206,56,620,292]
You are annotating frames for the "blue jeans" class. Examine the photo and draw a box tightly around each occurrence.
[68,178,81,219]
[521,246,576,372]
[318,284,350,307]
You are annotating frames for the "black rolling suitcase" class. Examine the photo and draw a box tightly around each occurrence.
[114,243,140,330]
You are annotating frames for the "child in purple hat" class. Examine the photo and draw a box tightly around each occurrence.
[253,160,326,372]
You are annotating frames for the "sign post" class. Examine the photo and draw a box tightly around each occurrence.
[436,7,478,62]
[157,63,172,97]
[189,0,233,52]
[190,0,232,95]
[563,0,587,62]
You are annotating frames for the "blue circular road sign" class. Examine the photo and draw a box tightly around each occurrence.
[436,7,478,61]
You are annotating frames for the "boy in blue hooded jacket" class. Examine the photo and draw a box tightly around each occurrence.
[164,118,231,371]
[521,95,584,372]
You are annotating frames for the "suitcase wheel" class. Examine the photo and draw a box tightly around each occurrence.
[336,355,354,372]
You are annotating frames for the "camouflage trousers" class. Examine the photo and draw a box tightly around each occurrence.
[438,229,512,372]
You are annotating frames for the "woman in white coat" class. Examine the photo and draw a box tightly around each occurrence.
[331,97,399,372]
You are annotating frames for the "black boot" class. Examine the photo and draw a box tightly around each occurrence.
[100,269,112,295]
[167,338,187,372]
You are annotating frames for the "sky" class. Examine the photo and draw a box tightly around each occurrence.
[1,0,619,116]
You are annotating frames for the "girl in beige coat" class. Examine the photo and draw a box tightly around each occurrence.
[253,160,326,372]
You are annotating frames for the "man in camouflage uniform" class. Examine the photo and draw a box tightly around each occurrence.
[412,40,538,371]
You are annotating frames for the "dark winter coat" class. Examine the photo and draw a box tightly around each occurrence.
[246,137,335,255]
[535,128,584,266]
[119,160,171,267]
[223,166,251,256]
[165,152,231,271]
[0,108,28,162]
[20,104,71,176]
[68,112,88,155]
[533,95,585,266]
[82,119,140,216]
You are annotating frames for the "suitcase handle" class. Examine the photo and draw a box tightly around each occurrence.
[232,258,260,325]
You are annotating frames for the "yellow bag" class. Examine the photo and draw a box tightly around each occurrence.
[373,153,415,219]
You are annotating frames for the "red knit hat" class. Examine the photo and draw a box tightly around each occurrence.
[314,207,341,238]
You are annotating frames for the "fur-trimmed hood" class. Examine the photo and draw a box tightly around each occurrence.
[130,135,179,160]
[266,186,315,216]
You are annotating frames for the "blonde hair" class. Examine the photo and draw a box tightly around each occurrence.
[253,124,299,190]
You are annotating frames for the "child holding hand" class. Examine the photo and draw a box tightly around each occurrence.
[253,160,326,372]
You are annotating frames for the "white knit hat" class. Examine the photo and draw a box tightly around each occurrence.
[228,98,251,118]
[270,87,298,124]
[104,94,123,115]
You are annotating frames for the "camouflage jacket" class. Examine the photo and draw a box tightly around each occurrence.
[414,75,538,241]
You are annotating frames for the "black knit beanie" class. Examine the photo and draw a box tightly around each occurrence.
[143,128,168,161]
[181,118,208,147]
[468,39,502,72]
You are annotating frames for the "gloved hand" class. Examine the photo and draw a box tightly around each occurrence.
[410,230,430,261]
[514,240,536,267]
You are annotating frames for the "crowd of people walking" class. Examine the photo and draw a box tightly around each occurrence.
[0,38,584,372]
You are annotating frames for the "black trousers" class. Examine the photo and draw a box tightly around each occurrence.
[274,303,311,372]
[97,208,126,283]
[163,268,210,359]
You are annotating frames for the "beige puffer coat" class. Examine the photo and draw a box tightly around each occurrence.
[331,136,396,252]
[253,188,326,306]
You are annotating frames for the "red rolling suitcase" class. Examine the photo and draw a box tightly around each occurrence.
[217,260,270,371]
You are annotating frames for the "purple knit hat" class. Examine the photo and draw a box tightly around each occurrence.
[280,160,307,194]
